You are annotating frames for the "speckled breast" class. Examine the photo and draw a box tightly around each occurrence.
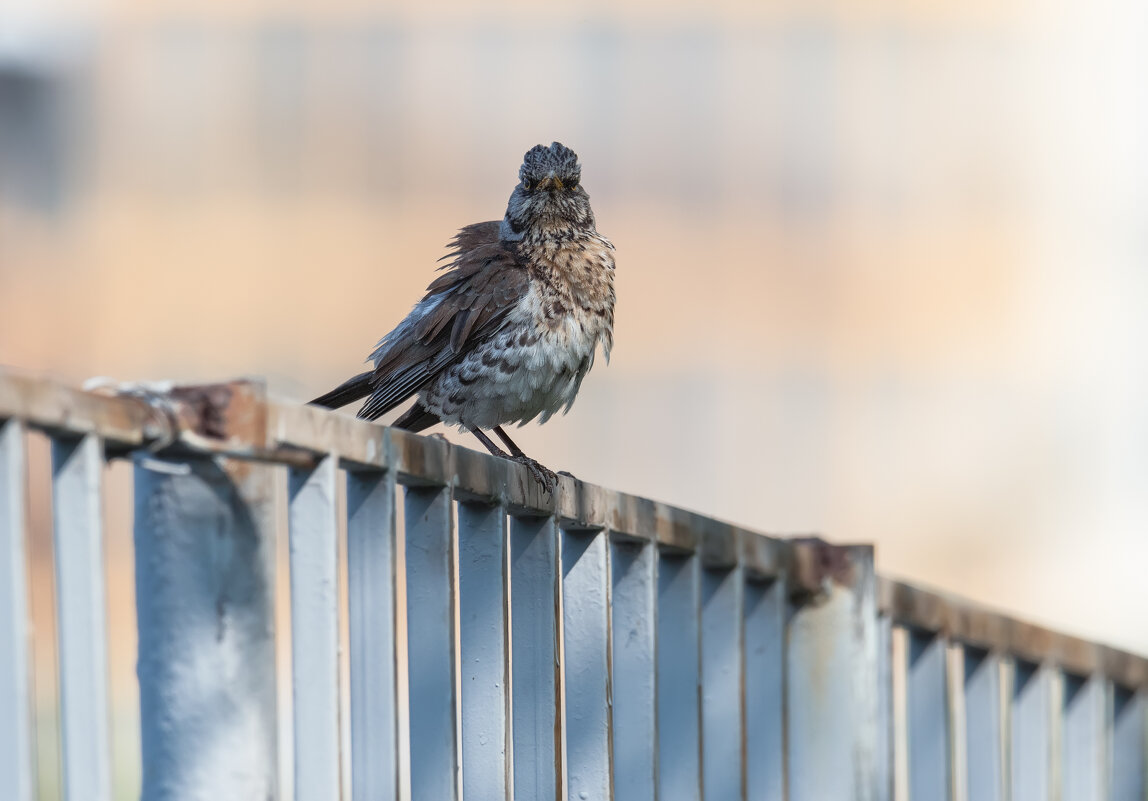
[423,236,615,430]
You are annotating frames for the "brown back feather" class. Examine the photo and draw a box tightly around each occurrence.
[359,222,530,420]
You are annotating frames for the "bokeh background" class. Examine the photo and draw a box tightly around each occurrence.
[2,0,1147,797]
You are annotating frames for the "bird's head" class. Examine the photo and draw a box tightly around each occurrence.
[500,142,596,242]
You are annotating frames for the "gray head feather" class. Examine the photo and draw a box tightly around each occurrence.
[519,142,582,187]
[501,141,595,242]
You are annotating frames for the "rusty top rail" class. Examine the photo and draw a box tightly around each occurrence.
[0,368,787,576]
[879,578,1148,687]
[2,366,1146,688]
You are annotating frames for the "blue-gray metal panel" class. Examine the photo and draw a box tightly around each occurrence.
[964,648,1004,801]
[346,469,400,801]
[853,549,882,800]
[0,421,34,801]
[609,538,656,801]
[458,501,510,800]
[404,485,459,801]
[702,566,744,800]
[1011,662,1052,801]
[133,456,279,800]
[510,515,561,801]
[1111,688,1145,801]
[287,456,343,801]
[657,552,701,801]
[875,616,893,801]
[1061,674,1104,801]
[744,578,785,801]
[787,579,874,801]
[50,434,112,801]
[562,529,611,801]
[907,630,951,801]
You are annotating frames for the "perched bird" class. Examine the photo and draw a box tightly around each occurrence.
[310,142,615,490]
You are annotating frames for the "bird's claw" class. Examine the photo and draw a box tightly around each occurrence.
[513,455,557,495]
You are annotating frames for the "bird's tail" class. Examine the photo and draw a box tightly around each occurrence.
[310,371,373,409]
[392,403,441,432]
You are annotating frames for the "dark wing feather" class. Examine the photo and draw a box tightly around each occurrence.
[357,346,456,421]
[310,370,372,409]
[356,221,530,422]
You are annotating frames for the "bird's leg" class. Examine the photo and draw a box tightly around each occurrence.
[485,426,557,492]
[496,426,577,481]
[492,426,526,458]
[469,428,511,459]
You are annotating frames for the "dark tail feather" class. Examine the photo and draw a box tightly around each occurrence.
[313,373,441,433]
[391,403,441,433]
[310,371,373,409]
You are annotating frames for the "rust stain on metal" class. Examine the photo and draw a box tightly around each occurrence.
[652,503,697,554]
[788,537,857,601]
[170,384,236,441]
[165,380,317,467]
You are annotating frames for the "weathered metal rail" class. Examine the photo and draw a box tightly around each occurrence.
[0,366,1144,800]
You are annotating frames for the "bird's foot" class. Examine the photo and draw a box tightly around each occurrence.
[512,454,558,494]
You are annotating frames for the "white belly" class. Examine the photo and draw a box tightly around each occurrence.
[421,310,605,430]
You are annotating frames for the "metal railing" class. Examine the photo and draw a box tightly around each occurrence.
[0,366,1145,801]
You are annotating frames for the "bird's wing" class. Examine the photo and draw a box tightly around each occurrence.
[357,222,530,421]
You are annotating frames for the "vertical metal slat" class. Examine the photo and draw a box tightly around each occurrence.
[0,421,34,801]
[405,485,460,801]
[458,501,510,800]
[964,648,1004,801]
[907,630,952,800]
[701,565,744,801]
[288,455,342,801]
[875,616,894,801]
[346,469,400,801]
[510,515,561,801]
[744,577,785,801]
[1110,687,1145,801]
[50,434,112,801]
[609,538,656,801]
[562,528,611,801]
[1061,674,1105,801]
[657,552,701,801]
[1010,661,1052,801]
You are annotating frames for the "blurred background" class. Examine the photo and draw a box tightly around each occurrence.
[2,0,1147,797]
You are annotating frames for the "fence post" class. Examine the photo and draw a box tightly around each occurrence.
[51,434,113,801]
[786,542,880,801]
[133,456,278,801]
[287,455,342,801]
[510,514,563,801]
[0,420,35,801]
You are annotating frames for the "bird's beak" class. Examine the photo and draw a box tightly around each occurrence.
[538,172,563,192]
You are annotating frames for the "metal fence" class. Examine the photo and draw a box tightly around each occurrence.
[1,367,1145,801]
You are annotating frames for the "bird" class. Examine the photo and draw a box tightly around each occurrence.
[310,142,615,491]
